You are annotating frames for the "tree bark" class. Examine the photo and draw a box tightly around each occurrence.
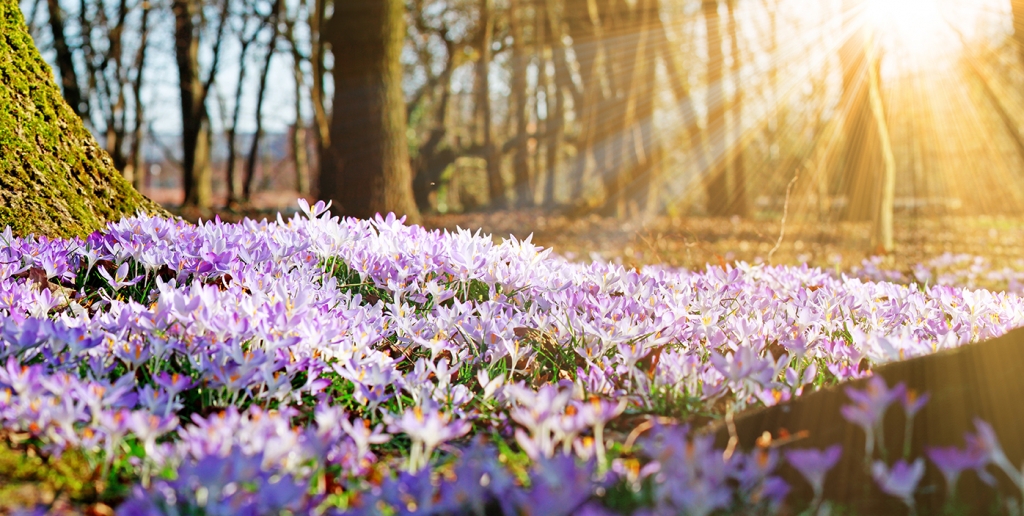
[0,0,164,238]
[320,0,421,224]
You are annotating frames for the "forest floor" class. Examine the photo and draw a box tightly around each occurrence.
[171,202,1024,274]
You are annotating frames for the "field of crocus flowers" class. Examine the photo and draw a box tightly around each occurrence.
[2,200,1024,514]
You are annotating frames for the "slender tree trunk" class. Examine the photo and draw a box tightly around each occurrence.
[544,0,568,208]
[307,0,329,195]
[626,0,661,217]
[476,0,505,209]
[320,0,420,223]
[45,0,86,118]
[703,0,728,216]
[600,0,638,217]
[225,39,249,207]
[243,0,282,202]
[865,30,895,253]
[510,0,532,207]
[292,64,310,197]
[173,0,229,209]
[836,0,879,221]
[284,9,310,196]
[535,6,551,206]
[726,0,747,217]
[565,0,601,199]
[655,3,709,209]
[173,0,205,208]
[128,0,150,191]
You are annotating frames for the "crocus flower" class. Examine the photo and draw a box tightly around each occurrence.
[926,445,989,498]
[785,445,841,508]
[899,388,930,458]
[97,261,143,291]
[841,376,905,460]
[964,418,1021,489]
[872,458,925,511]
[390,404,470,471]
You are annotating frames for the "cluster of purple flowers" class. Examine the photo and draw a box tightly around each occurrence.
[2,200,1024,513]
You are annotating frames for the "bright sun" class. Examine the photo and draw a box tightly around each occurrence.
[863,0,952,62]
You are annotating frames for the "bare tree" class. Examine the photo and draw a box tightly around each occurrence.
[173,0,231,209]
[242,0,283,202]
[283,1,309,196]
[219,5,262,208]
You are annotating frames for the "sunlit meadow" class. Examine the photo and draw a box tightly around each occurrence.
[1,200,1023,514]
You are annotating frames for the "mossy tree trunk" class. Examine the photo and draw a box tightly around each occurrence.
[0,0,165,239]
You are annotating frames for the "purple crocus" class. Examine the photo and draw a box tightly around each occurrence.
[785,445,841,508]
[899,388,930,459]
[841,375,905,459]
[872,458,925,511]
[964,418,1021,489]
[926,445,989,497]
[389,404,470,471]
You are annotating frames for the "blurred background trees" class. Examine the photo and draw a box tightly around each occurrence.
[21,0,1024,249]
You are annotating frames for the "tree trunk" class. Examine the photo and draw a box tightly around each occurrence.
[0,0,164,238]
[726,0,747,217]
[626,0,661,217]
[284,6,309,197]
[509,0,532,207]
[703,0,728,217]
[292,65,310,197]
[173,0,210,209]
[565,0,601,199]
[544,0,567,208]
[307,0,329,197]
[320,0,421,224]
[836,0,880,222]
[865,30,895,253]
[599,0,632,217]
[476,0,505,209]
[656,2,709,213]
[127,0,151,191]
[243,0,282,202]
[535,7,551,206]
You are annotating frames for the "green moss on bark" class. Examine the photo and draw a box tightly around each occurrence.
[0,0,167,239]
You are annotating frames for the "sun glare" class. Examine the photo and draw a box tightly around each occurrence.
[863,0,953,62]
